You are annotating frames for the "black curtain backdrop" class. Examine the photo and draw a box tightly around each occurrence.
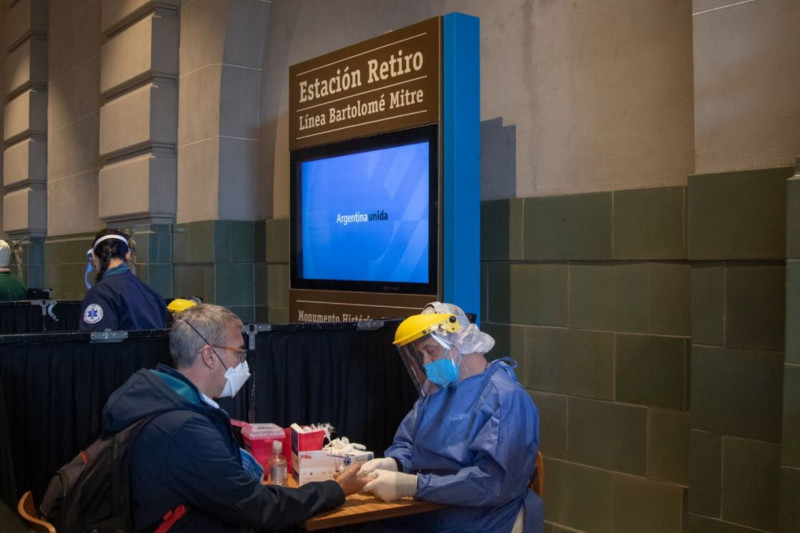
[0,300,82,334]
[0,319,416,508]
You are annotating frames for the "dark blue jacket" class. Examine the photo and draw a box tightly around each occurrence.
[80,264,167,331]
[102,364,345,532]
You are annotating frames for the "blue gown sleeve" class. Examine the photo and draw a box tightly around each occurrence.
[385,402,420,472]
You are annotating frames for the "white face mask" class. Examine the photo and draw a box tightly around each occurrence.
[220,360,250,398]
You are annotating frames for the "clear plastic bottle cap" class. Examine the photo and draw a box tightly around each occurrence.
[273,440,282,454]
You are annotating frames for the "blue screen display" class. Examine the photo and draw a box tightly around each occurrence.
[299,140,430,284]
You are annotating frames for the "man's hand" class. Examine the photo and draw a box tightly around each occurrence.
[335,464,368,496]
[363,470,418,501]
[360,457,397,476]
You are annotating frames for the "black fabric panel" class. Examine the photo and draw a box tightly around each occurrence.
[0,303,45,334]
[0,331,172,502]
[0,379,16,508]
[0,300,83,334]
[250,320,417,455]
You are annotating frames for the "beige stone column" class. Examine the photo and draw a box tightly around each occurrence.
[2,0,48,286]
[98,0,179,226]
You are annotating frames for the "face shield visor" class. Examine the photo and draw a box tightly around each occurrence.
[397,331,461,397]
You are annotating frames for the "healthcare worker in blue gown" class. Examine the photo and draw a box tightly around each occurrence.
[79,229,167,331]
[362,302,543,533]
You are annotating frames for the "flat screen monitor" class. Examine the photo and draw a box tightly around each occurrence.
[290,124,439,294]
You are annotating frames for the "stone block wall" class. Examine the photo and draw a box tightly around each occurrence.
[480,167,793,531]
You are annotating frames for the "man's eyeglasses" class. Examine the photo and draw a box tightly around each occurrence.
[183,319,247,367]
[212,345,247,364]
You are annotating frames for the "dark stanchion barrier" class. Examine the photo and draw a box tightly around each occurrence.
[0,300,83,334]
[0,330,172,501]
[247,319,417,455]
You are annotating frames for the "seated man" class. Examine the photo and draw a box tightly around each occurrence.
[102,303,365,531]
[362,302,543,532]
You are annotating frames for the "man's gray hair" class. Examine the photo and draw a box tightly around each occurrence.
[169,303,243,369]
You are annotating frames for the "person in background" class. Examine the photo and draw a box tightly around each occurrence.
[361,302,543,533]
[80,229,167,331]
[0,240,26,301]
[102,303,366,531]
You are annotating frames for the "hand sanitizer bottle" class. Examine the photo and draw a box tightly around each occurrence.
[268,440,288,486]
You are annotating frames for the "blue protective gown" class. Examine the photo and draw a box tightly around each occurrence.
[383,358,543,533]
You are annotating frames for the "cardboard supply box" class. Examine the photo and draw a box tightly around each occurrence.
[293,450,336,485]
[290,424,330,484]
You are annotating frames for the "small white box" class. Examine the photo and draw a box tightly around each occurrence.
[293,450,336,485]
[327,449,374,471]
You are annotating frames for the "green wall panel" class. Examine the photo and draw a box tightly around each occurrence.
[721,437,780,532]
[687,167,790,260]
[612,475,686,533]
[567,397,647,475]
[523,193,612,260]
[691,346,783,442]
[613,186,685,260]
[569,263,649,333]
[522,326,614,399]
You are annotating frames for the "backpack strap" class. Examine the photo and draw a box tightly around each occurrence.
[155,504,187,533]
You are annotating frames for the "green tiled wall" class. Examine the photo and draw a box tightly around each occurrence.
[546,459,614,531]
[130,224,173,297]
[689,430,722,516]
[784,365,800,467]
[44,232,98,300]
[481,170,794,531]
[521,326,614,400]
[11,236,44,289]
[648,409,690,484]
[530,391,568,459]
[569,263,650,332]
[722,438,781,531]
[613,186,685,259]
[691,346,783,442]
[481,198,524,260]
[780,466,800,532]
[687,167,791,260]
[172,220,263,321]
[612,475,686,532]
[567,397,647,475]
[523,193,613,260]
[265,218,289,323]
[615,334,688,410]
[509,263,568,326]
[725,265,785,351]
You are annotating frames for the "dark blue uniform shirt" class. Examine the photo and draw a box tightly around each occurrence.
[80,264,167,331]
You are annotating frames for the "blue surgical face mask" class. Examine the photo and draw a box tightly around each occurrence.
[424,355,459,387]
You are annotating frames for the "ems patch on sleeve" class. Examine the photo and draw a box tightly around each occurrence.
[83,303,104,324]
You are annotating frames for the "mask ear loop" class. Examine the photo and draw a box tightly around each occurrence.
[84,249,93,289]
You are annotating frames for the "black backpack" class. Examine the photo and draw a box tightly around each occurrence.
[39,415,157,532]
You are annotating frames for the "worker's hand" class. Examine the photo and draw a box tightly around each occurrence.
[360,457,397,476]
[363,470,417,502]
[335,464,368,496]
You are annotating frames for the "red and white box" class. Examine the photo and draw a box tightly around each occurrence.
[290,423,331,484]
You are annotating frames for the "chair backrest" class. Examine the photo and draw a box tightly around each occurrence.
[17,491,56,533]
[529,450,545,497]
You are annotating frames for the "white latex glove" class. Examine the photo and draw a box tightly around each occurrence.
[360,457,398,476]
[363,470,418,502]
